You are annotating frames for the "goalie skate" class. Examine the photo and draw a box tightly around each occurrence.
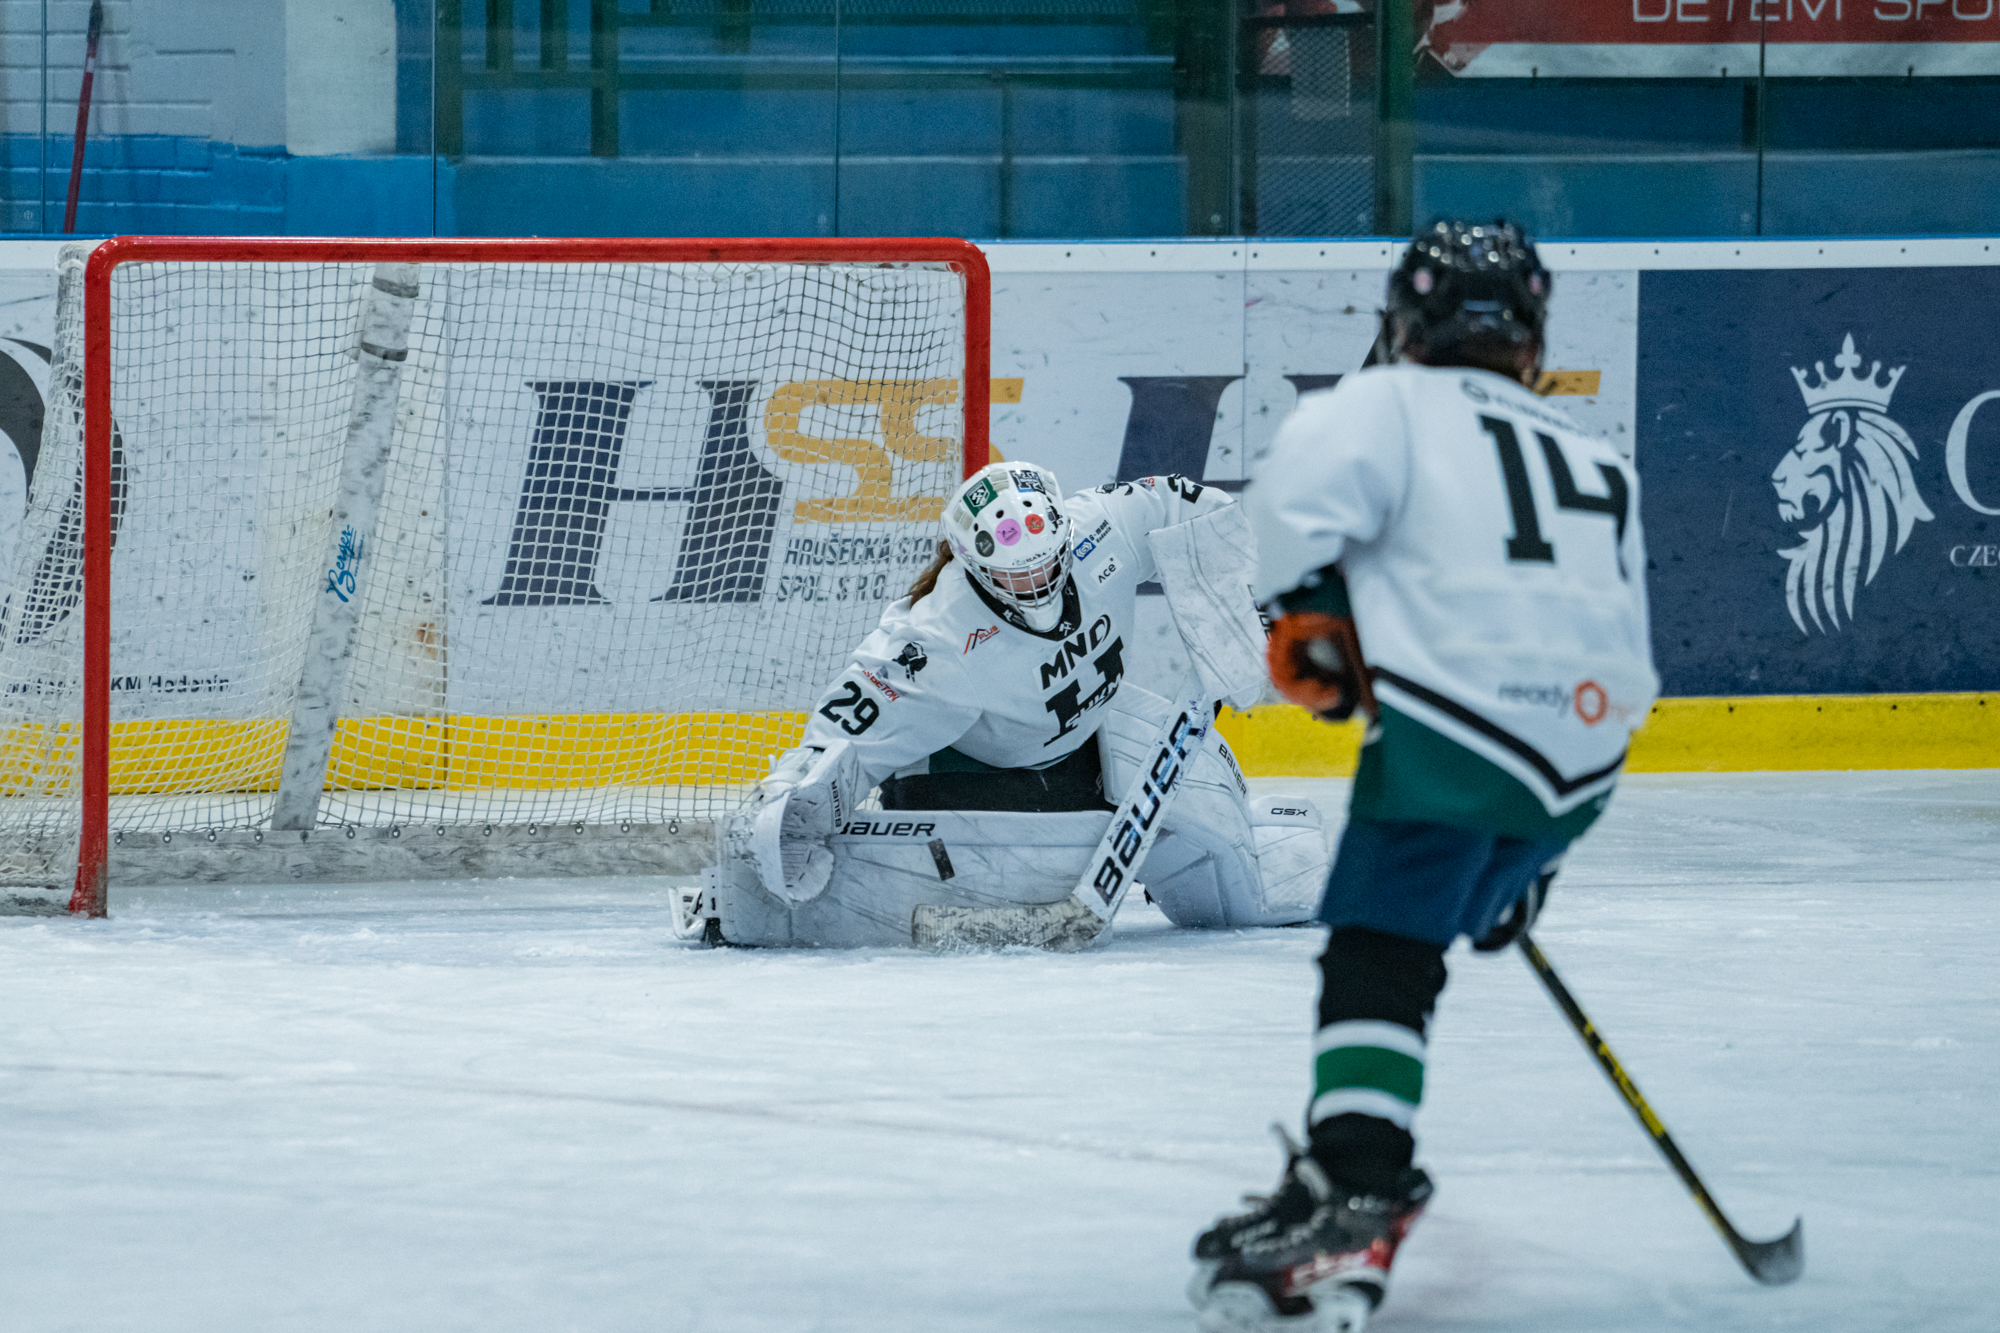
[1189,1128,1430,1333]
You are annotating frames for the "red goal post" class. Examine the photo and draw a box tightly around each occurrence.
[55,236,991,916]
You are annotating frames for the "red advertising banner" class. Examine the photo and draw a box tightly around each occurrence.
[1426,0,2000,77]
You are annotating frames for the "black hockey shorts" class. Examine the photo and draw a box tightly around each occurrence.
[1316,817,1568,949]
[877,741,1115,814]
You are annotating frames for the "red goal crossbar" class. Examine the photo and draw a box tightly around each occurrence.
[70,236,993,916]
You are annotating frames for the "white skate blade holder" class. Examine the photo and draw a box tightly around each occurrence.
[1193,1277,1371,1333]
[912,684,1213,952]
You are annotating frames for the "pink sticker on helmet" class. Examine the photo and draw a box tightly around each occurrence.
[994,518,1023,546]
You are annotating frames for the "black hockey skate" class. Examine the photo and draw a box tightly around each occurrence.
[1189,1127,1432,1333]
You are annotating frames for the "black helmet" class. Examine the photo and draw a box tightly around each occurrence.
[1384,218,1550,368]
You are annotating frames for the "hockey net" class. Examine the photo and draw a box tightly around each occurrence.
[0,238,988,914]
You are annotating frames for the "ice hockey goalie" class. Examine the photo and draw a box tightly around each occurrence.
[687,462,1333,948]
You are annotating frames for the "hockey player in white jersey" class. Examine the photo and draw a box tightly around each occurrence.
[1187,220,1660,1331]
[692,461,1334,948]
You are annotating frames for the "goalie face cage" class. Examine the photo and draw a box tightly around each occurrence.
[7,236,988,917]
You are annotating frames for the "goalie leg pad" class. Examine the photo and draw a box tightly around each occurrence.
[706,809,1113,948]
[1101,686,1332,929]
[696,851,800,947]
[1250,793,1334,924]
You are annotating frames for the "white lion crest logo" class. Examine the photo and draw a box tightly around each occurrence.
[1772,333,1933,634]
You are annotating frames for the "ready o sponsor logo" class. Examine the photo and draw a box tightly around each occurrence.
[1497,682,1568,710]
[1498,678,1627,728]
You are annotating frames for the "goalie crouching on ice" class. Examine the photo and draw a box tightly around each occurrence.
[688,461,1333,949]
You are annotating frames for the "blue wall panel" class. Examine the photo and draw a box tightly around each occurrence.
[1762,152,2000,238]
[287,156,437,236]
[836,158,1001,238]
[1417,154,1760,239]
[445,158,837,237]
[6,131,2000,242]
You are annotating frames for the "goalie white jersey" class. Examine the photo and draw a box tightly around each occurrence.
[702,472,1338,946]
[798,475,1234,784]
[1249,364,1659,833]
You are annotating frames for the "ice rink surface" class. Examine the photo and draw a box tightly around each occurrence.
[4,771,1996,1332]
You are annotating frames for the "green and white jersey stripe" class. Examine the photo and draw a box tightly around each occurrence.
[1309,1019,1427,1130]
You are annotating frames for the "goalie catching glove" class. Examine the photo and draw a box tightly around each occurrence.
[1266,611,1376,722]
[744,741,866,903]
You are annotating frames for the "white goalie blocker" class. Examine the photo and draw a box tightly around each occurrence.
[689,505,1334,948]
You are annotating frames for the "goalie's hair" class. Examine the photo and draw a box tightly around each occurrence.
[907,540,954,604]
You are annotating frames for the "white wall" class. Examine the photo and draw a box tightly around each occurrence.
[285,0,395,156]
[31,1,289,146]
[0,0,396,154]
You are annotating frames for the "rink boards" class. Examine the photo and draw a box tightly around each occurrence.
[0,236,1993,778]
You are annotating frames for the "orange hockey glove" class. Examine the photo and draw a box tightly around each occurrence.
[1266,612,1376,723]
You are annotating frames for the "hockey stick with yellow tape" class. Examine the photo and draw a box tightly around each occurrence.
[1520,933,1804,1285]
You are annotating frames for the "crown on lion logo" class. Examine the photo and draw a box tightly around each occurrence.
[1792,333,1903,414]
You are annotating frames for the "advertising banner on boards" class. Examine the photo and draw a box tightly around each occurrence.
[0,261,969,722]
[984,245,1634,494]
[0,268,56,616]
[1426,0,2000,79]
[1638,266,2000,696]
[0,239,1989,713]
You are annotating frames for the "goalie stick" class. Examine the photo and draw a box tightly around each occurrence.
[1071,687,1211,925]
[913,686,1212,951]
[1519,933,1804,1286]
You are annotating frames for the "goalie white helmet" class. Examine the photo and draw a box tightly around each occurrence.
[944,462,1074,630]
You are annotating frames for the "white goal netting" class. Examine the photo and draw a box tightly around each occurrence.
[0,243,972,890]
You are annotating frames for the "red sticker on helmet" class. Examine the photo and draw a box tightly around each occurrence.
[1025,513,1044,534]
